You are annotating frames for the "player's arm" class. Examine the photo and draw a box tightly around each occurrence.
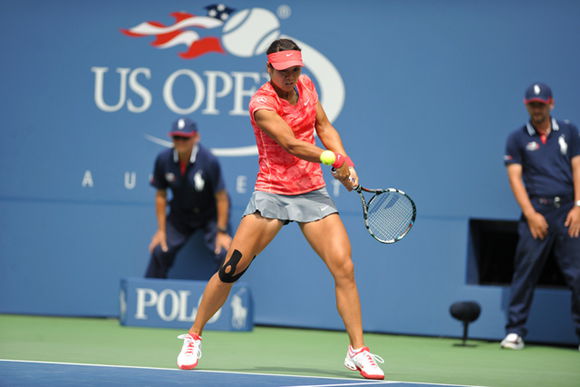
[564,155,580,237]
[149,189,168,252]
[314,102,348,157]
[214,189,232,254]
[254,109,327,163]
[314,102,357,189]
[506,163,548,239]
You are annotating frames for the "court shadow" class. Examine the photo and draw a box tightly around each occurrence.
[228,366,355,379]
[452,343,479,348]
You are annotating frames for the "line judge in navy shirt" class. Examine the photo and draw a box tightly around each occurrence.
[502,83,580,351]
[145,117,232,279]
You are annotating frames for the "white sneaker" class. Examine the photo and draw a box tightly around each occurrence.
[177,333,202,370]
[500,333,524,350]
[344,346,385,380]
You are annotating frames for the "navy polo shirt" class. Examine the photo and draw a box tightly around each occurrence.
[150,144,226,226]
[504,118,580,197]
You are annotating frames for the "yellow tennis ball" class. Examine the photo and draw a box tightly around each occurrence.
[320,150,336,165]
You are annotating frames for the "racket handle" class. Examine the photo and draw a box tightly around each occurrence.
[331,168,359,191]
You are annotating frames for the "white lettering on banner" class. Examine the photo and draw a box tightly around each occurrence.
[92,67,151,113]
[127,68,152,113]
[92,67,129,112]
[178,290,195,321]
[230,72,261,116]
[92,67,270,115]
[157,289,180,321]
[202,71,233,115]
[236,175,247,194]
[135,288,157,320]
[78,172,342,197]
[81,170,94,187]
[134,287,223,322]
[124,172,136,190]
[163,69,205,115]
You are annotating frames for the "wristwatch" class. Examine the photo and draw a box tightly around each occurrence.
[217,226,228,233]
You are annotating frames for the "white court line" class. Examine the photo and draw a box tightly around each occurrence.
[281,382,390,387]
[282,381,484,387]
[0,359,366,381]
[283,382,483,387]
[0,359,486,387]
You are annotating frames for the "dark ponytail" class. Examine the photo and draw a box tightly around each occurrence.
[266,38,301,54]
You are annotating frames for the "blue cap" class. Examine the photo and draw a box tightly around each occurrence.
[169,118,198,137]
[524,83,553,104]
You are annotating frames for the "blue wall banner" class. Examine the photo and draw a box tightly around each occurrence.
[120,278,253,331]
[1,0,579,345]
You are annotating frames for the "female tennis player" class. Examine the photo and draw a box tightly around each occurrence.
[176,38,385,380]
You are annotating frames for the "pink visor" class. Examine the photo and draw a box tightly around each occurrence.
[267,50,304,70]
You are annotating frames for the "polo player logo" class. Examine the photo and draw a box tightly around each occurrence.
[558,135,568,156]
[193,171,205,191]
[230,288,249,329]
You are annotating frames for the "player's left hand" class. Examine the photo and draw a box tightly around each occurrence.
[564,206,580,238]
[215,231,232,254]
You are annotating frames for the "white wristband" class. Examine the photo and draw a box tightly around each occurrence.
[575,200,580,207]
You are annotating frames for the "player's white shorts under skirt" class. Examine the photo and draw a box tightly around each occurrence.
[243,187,338,224]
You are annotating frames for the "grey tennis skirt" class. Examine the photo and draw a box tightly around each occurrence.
[243,187,338,224]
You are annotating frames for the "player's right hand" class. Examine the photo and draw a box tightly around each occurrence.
[347,167,359,189]
[332,163,354,191]
[149,230,168,253]
[526,212,548,240]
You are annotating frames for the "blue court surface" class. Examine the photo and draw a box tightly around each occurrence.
[0,360,480,387]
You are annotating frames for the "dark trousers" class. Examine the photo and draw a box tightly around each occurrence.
[506,199,580,339]
[145,216,227,279]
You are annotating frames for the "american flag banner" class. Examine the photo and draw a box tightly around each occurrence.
[121,4,235,59]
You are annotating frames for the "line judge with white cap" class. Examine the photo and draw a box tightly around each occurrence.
[145,117,232,279]
[502,82,580,351]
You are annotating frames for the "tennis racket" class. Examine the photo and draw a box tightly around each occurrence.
[353,184,416,244]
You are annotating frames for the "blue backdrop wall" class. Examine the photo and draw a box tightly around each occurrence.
[1,0,579,344]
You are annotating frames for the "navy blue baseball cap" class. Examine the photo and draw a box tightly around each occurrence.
[169,118,198,137]
[524,82,553,104]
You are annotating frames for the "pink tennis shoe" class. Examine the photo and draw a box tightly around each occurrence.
[177,333,202,370]
[344,345,385,380]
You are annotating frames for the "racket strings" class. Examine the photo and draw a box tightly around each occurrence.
[366,193,414,242]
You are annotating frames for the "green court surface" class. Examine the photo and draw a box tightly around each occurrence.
[1,314,578,387]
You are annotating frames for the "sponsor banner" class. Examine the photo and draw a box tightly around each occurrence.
[120,277,253,331]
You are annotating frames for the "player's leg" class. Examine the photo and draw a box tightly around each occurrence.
[177,213,283,370]
[145,219,190,278]
[192,213,283,334]
[300,213,384,380]
[300,214,362,345]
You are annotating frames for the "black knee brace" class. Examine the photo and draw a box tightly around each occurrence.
[218,249,255,283]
